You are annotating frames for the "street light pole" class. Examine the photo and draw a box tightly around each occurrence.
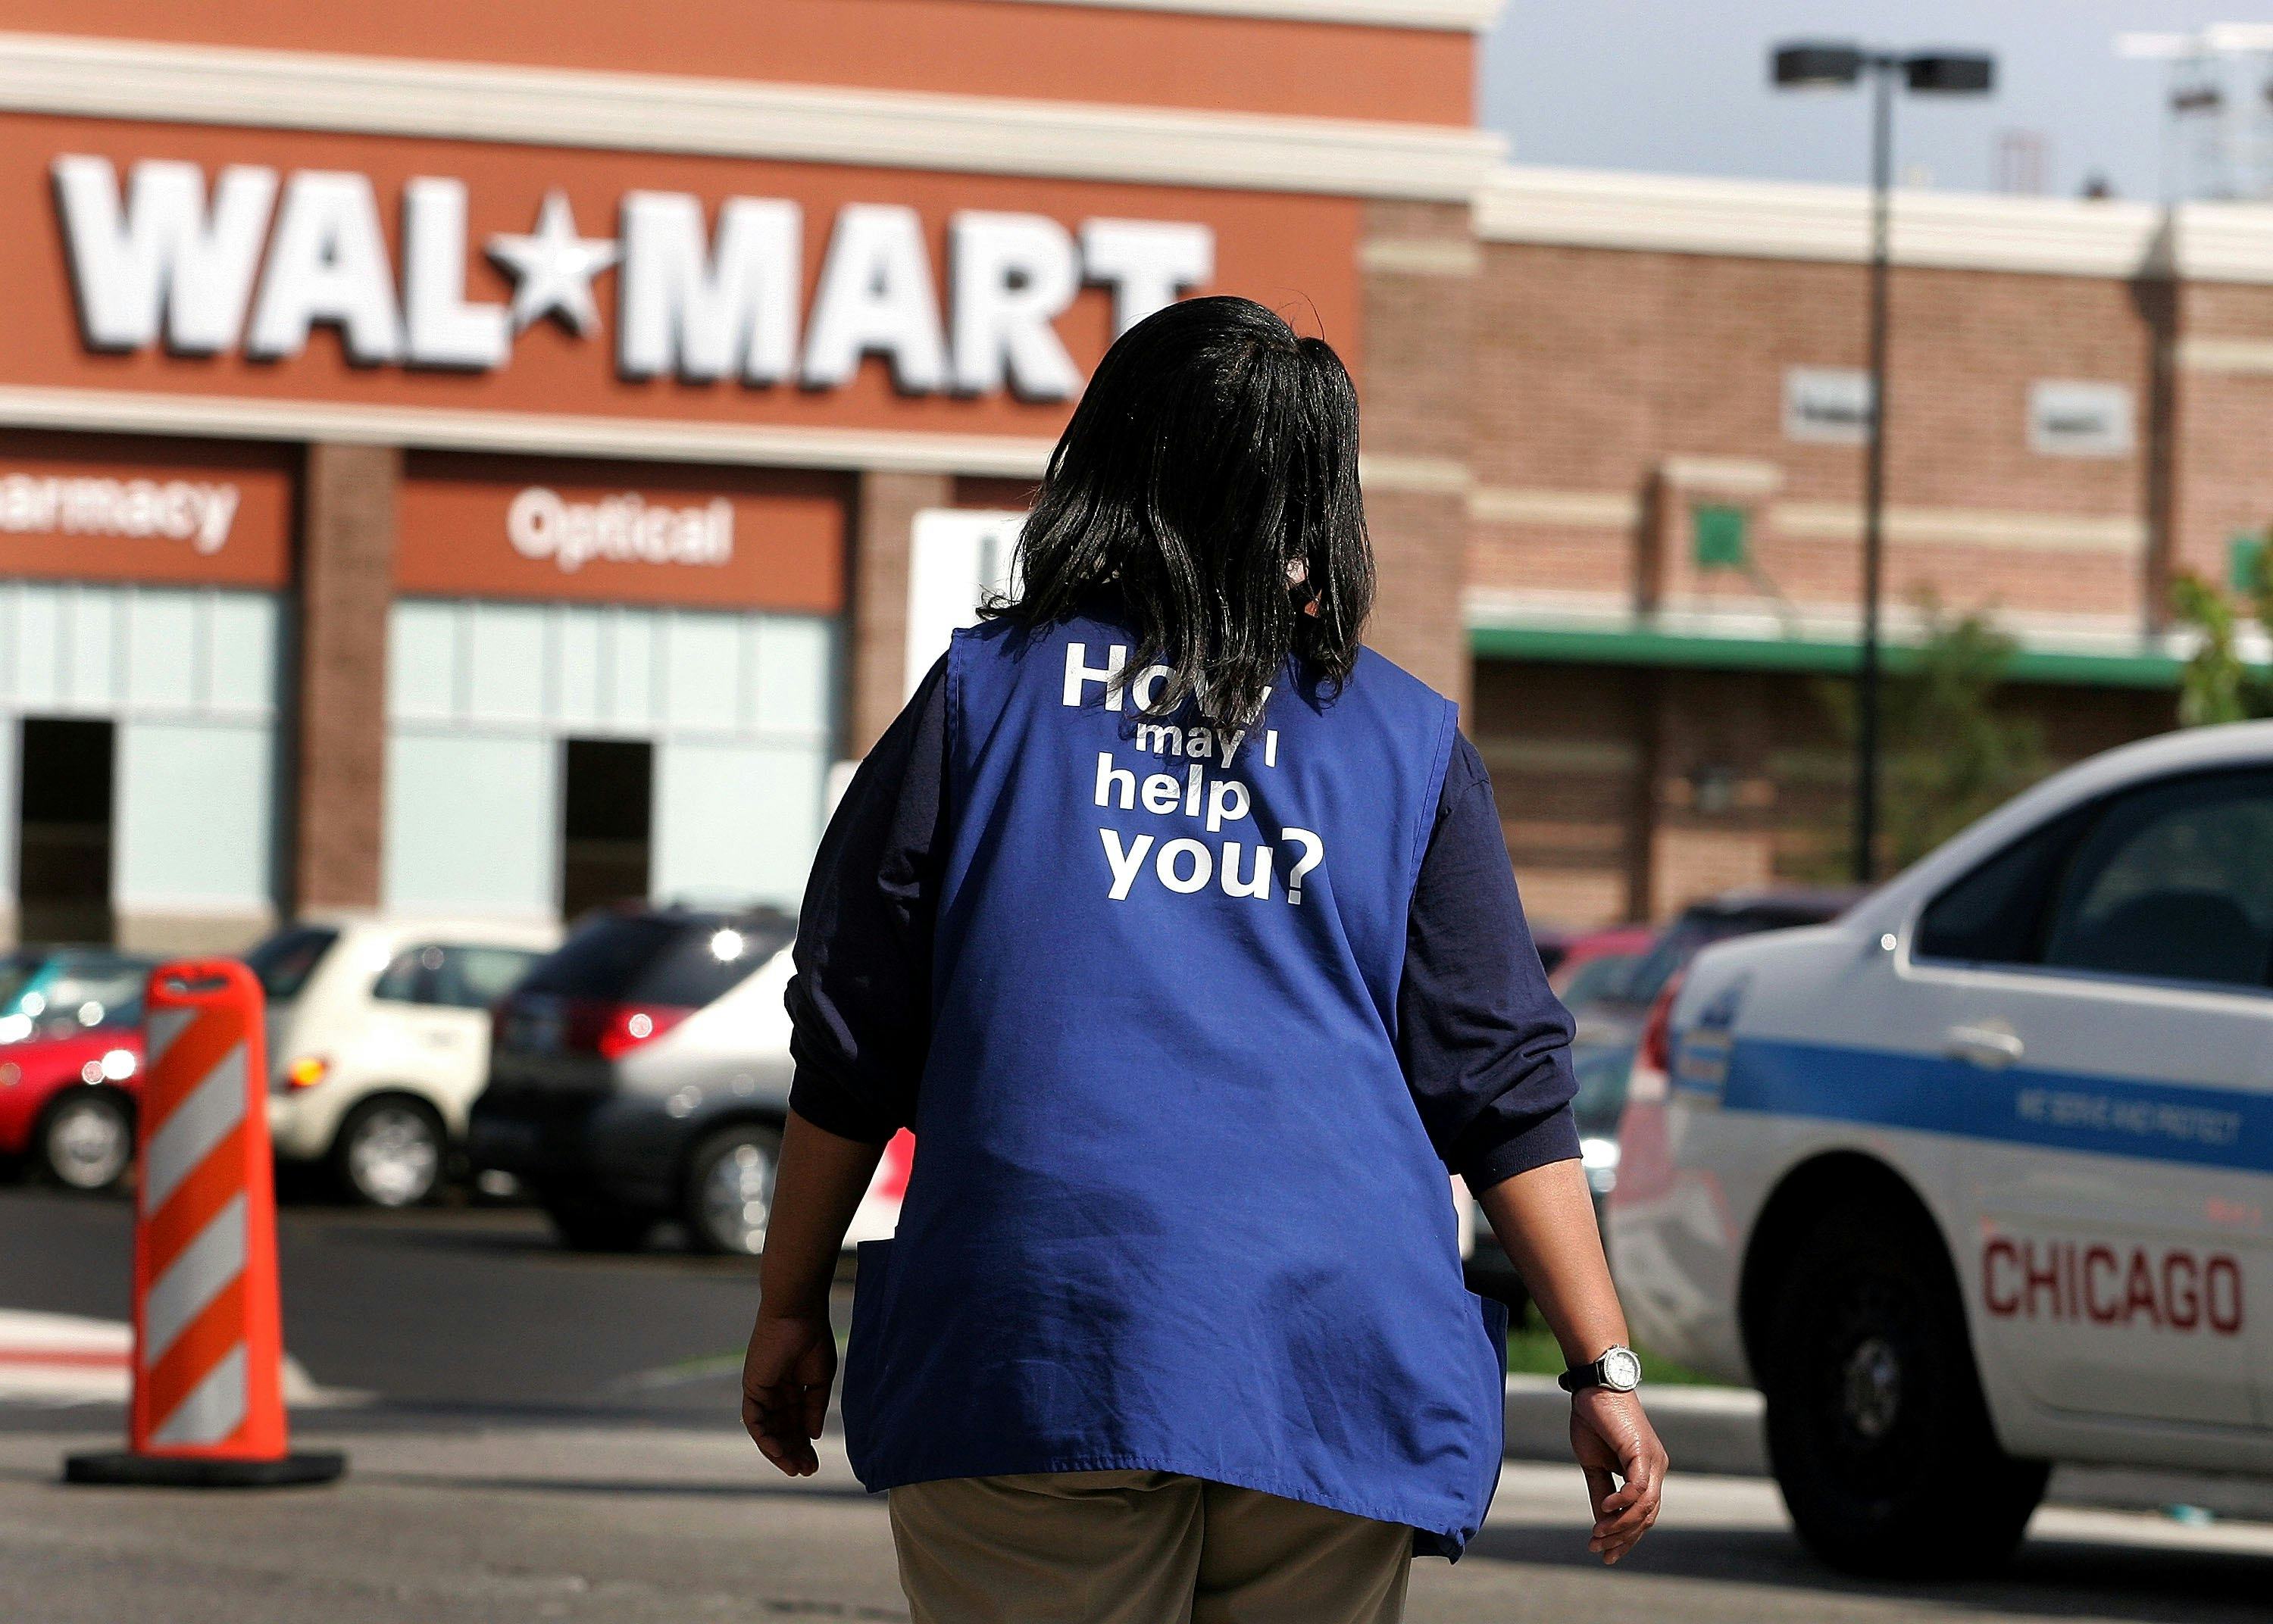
[1770,42,1993,886]
[1855,58,1893,885]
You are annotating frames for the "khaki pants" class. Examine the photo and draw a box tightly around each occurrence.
[888,1470,1410,1624]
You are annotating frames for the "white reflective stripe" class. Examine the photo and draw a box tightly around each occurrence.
[141,1193,245,1368]
[141,1007,197,1073]
[139,1045,246,1213]
[149,1341,246,1448]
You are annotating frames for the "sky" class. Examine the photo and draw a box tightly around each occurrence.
[1477,2,2273,201]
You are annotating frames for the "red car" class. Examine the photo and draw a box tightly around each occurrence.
[0,950,155,1191]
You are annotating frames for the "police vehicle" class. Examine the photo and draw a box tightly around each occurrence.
[1609,721,2273,1576]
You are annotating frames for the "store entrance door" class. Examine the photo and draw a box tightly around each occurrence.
[561,739,653,923]
[18,718,116,945]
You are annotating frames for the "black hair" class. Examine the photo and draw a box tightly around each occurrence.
[981,295,1373,725]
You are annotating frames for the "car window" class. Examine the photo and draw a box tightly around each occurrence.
[437,947,541,1010]
[1554,952,1641,1013]
[1569,1042,1640,1135]
[371,945,440,1005]
[0,951,46,1013]
[1624,916,1746,1004]
[519,911,794,1007]
[243,925,341,1002]
[373,945,544,1010]
[1913,806,2093,967]
[37,956,154,1033]
[1611,929,1690,1008]
[2040,770,2273,991]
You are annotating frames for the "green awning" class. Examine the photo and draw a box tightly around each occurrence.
[1469,622,2184,690]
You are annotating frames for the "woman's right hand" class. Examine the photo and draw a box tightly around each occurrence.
[1570,1388,1667,1564]
[740,1310,837,1477]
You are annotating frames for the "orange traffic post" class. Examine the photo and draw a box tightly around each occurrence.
[65,960,345,1488]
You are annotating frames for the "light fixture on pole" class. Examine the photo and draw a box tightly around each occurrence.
[1771,42,1994,885]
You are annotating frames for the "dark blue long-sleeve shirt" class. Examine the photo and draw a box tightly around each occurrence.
[786,655,1580,1191]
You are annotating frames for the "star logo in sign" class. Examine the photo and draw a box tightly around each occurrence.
[486,191,620,336]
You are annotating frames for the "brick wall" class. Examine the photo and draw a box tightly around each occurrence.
[1469,244,2161,631]
[1475,656,2176,929]
[1359,200,1477,708]
[846,469,953,758]
[292,441,399,912]
[1458,232,2236,923]
[2169,280,2273,589]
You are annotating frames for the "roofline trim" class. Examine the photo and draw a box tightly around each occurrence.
[0,384,1060,479]
[977,0,1505,33]
[1479,165,2273,286]
[0,32,1502,202]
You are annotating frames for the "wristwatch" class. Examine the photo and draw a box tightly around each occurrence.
[1559,1344,1643,1394]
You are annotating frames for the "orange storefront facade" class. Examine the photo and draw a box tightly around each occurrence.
[0,2,1498,946]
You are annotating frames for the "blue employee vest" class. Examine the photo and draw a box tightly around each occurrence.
[841,611,1508,1557]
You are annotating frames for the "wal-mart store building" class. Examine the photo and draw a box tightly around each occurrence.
[0,2,2264,944]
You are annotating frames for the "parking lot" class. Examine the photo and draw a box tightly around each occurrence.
[5,1185,2271,1624]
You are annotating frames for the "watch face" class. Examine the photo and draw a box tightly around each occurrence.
[1601,1347,1642,1391]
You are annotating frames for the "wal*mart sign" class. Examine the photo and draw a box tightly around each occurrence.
[50,158,1215,402]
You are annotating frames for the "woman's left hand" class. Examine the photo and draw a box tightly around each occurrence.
[1570,1388,1668,1564]
[740,1310,837,1477]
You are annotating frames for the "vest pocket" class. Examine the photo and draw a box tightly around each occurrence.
[849,1238,896,1346]
[840,1238,896,1476]
[1473,1289,1512,1376]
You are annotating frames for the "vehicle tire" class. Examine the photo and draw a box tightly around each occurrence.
[539,1190,655,1253]
[1760,1195,2048,1577]
[332,1096,446,1209]
[36,1088,133,1192]
[684,1123,782,1256]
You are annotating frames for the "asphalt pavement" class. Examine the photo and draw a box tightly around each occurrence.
[5,1185,2273,1622]
[0,1184,783,1423]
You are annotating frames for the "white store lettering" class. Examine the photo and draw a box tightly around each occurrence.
[505,486,733,572]
[52,157,1215,401]
[0,474,240,554]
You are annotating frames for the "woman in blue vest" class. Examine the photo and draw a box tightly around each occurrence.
[743,296,1665,1621]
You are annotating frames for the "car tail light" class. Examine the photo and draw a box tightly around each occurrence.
[1612,973,1683,1210]
[1624,972,1682,1107]
[592,1004,691,1060]
[494,996,692,1060]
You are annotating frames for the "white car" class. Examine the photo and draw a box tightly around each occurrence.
[245,917,559,1207]
[1610,720,2273,1577]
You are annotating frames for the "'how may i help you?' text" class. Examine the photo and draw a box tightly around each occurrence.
[1065,642,1324,905]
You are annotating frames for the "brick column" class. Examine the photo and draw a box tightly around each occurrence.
[846,468,953,757]
[292,442,399,912]
[1358,201,1478,710]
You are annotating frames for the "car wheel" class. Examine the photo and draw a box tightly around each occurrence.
[333,1097,446,1208]
[686,1123,782,1256]
[539,1190,655,1253]
[38,1088,133,1192]
[1761,1195,2048,1577]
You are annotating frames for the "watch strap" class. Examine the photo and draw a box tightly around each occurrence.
[1557,1356,1605,1394]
